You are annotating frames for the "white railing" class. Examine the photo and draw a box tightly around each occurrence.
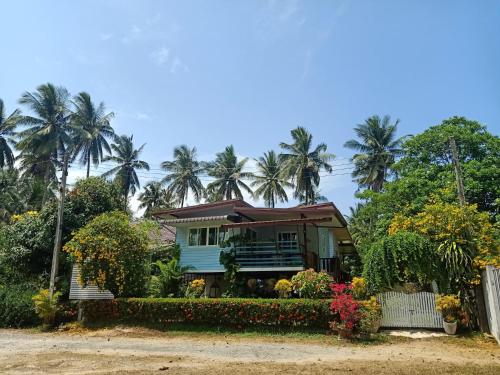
[483,266,500,345]
[377,291,443,328]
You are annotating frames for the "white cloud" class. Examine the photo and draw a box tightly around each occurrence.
[150,46,170,66]
[170,56,189,74]
[135,112,152,121]
[100,33,113,41]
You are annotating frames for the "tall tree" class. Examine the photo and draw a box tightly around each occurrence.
[138,181,177,217]
[344,115,404,192]
[160,145,205,207]
[0,99,21,169]
[16,83,73,203]
[102,135,150,198]
[280,127,334,205]
[251,151,292,208]
[71,92,115,178]
[206,145,253,200]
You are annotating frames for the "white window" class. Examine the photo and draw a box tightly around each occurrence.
[188,227,219,246]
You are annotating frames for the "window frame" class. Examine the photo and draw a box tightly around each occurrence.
[187,226,220,247]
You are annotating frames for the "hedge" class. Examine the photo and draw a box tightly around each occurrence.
[82,298,333,329]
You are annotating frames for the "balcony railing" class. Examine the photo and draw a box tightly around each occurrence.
[234,240,304,269]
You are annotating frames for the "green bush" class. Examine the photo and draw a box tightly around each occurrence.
[82,298,333,329]
[291,269,333,299]
[0,284,39,327]
[363,231,438,294]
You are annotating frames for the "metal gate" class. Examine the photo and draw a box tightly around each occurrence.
[483,266,500,344]
[377,291,443,328]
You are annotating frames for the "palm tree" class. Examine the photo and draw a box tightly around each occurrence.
[280,127,334,205]
[0,99,21,169]
[251,151,292,208]
[102,134,150,198]
[344,115,404,192]
[205,145,253,201]
[297,185,327,205]
[138,181,177,217]
[16,83,73,203]
[161,145,205,207]
[71,92,115,178]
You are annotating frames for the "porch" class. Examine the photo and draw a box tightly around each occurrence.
[220,217,342,278]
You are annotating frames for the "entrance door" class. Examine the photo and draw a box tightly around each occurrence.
[318,227,329,258]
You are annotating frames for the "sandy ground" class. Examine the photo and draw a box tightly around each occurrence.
[0,328,499,374]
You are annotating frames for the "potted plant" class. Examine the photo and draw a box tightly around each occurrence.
[274,279,292,298]
[359,296,382,334]
[330,283,361,339]
[435,294,461,335]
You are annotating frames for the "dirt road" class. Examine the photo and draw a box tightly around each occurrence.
[0,328,499,374]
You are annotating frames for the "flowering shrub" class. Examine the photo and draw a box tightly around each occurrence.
[82,298,332,329]
[274,279,292,298]
[291,269,332,299]
[185,279,206,298]
[358,297,382,333]
[63,211,150,297]
[435,294,461,322]
[351,277,367,300]
[330,283,360,331]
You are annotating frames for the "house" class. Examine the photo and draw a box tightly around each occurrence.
[153,199,355,296]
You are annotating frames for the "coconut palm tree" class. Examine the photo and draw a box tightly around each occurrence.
[251,151,292,208]
[160,145,205,208]
[16,83,73,203]
[0,99,21,169]
[205,145,253,201]
[344,115,404,192]
[138,181,177,217]
[280,127,334,205]
[297,185,327,205]
[71,92,115,178]
[102,134,150,198]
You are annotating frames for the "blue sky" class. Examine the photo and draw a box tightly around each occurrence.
[1,0,499,215]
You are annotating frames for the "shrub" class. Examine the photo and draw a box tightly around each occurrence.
[329,283,360,331]
[32,289,61,326]
[63,211,150,297]
[363,231,437,294]
[274,279,292,298]
[0,283,39,328]
[435,294,461,323]
[149,259,191,297]
[185,279,205,298]
[82,298,333,329]
[358,297,382,333]
[291,269,332,299]
[351,277,367,300]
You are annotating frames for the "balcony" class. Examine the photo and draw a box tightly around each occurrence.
[234,240,304,271]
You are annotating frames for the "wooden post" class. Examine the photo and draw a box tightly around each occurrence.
[49,152,69,298]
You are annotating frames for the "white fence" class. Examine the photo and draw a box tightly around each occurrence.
[377,291,443,328]
[482,266,500,344]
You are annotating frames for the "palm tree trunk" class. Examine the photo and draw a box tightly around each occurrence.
[86,150,91,178]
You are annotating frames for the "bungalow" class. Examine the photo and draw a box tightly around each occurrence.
[153,199,355,297]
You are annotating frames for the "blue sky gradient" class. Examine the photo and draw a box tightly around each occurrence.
[1,0,499,214]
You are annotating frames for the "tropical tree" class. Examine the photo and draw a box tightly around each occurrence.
[160,145,205,207]
[102,135,150,198]
[344,115,404,192]
[280,127,334,205]
[0,99,21,169]
[205,145,253,200]
[138,181,177,217]
[71,92,115,178]
[251,151,292,208]
[16,83,73,203]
